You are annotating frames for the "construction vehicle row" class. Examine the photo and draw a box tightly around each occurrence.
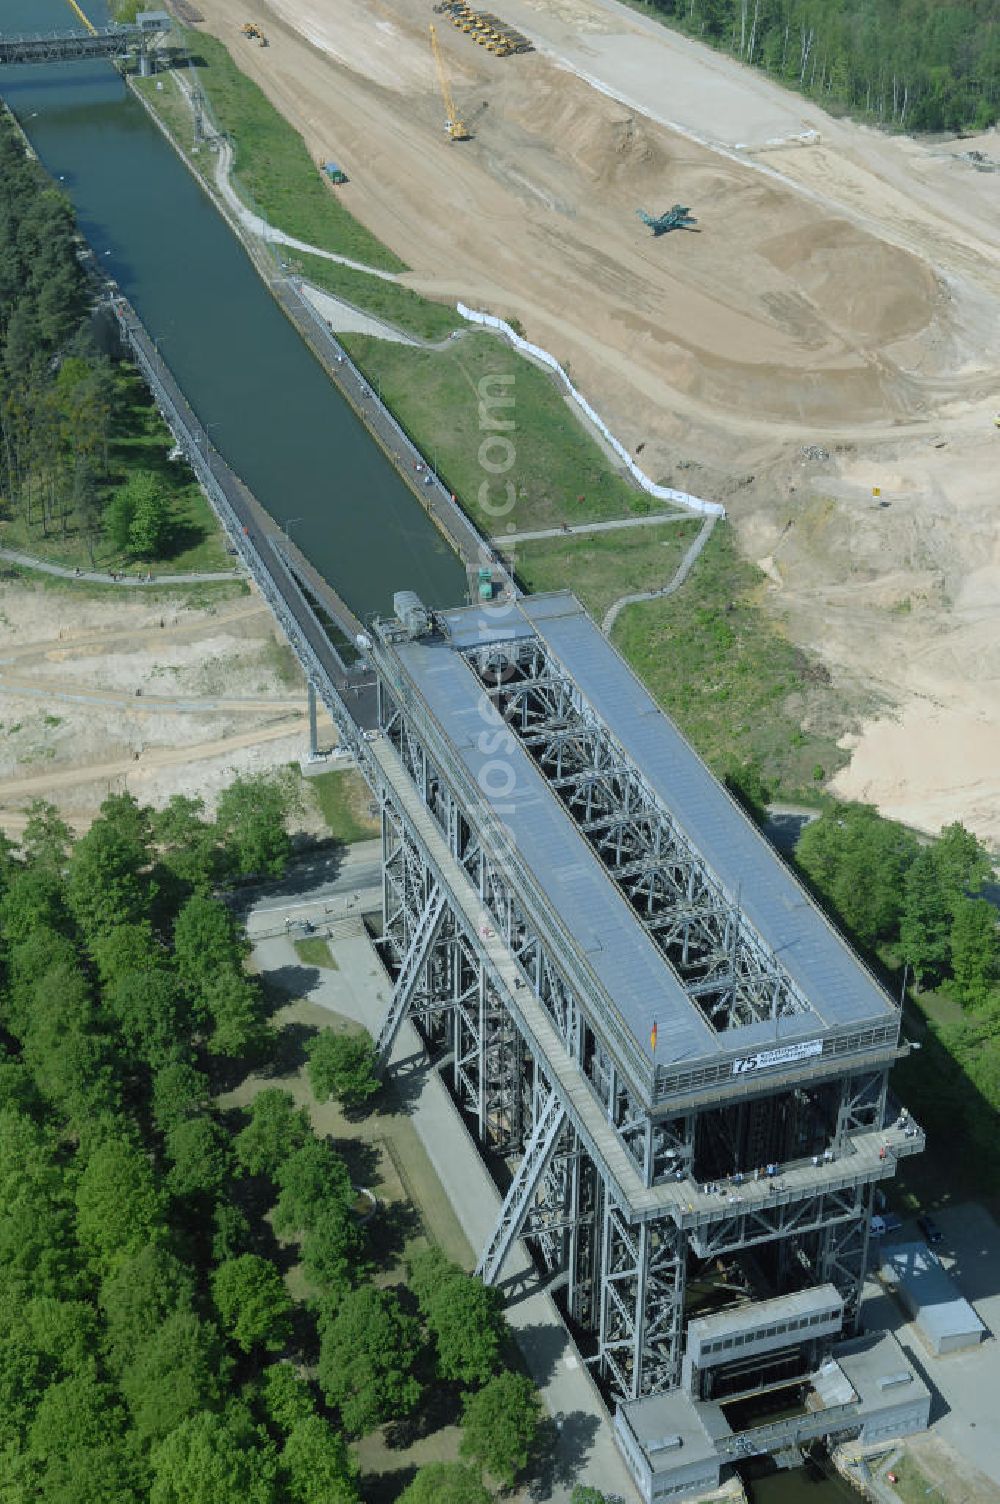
[240,20,268,46]
[433,1,532,56]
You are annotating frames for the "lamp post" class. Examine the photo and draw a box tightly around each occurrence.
[284,517,304,551]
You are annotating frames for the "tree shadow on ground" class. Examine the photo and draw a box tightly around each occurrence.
[367,1199,424,1273]
[384,1382,463,1449]
[529,1411,601,1498]
[260,964,321,1007]
[380,1049,428,1117]
[268,1019,318,1076]
[329,1136,382,1187]
[506,1321,566,1387]
[357,1464,418,1504]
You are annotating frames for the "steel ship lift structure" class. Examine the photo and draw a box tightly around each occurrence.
[101,273,932,1496]
[360,593,924,1428]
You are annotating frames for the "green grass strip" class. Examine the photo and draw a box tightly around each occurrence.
[340,332,653,534]
[514,520,699,622]
[185,31,406,272]
[611,524,847,798]
[291,251,463,343]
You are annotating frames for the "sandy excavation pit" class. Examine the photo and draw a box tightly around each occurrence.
[58,0,1000,843]
[0,581,320,836]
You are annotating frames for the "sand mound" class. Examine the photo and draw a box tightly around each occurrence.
[762,220,938,343]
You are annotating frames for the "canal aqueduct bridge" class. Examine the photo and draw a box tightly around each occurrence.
[112,294,931,1501]
[0,14,169,69]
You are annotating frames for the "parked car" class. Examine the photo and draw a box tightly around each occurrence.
[917,1213,943,1244]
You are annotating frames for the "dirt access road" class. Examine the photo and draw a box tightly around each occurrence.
[194,0,1000,845]
[0,578,322,837]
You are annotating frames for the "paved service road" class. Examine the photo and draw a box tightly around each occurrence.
[862,1203,1000,1489]
[238,840,382,936]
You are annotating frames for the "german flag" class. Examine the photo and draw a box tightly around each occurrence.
[650,1020,658,1053]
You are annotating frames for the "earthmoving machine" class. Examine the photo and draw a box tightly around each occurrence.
[429,24,471,141]
[436,2,533,54]
[241,19,267,44]
[636,203,698,235]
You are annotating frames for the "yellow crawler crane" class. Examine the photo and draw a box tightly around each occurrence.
[429,24,471,141]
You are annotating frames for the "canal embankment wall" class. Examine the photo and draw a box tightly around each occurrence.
[124,68,507,597]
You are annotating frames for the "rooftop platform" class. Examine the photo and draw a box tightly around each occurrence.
[617,1332,930,1501]
[384,593,897,1089]
[371,734,921,1211]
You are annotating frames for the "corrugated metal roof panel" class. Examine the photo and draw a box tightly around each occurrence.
[394,633,716,1068]
[520,594,896,1032]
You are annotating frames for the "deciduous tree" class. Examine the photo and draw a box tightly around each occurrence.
[166,1115,234,1199]
[409,1248,506,1386]
[99,1242,196,1372]
[273,1138,354,1239]
[796,804,918,946]
[216,771,299,879]
[259,1362,315,1435]
[459,1371,540,1488]
[151,1060,211,1137]
[306,1031,379,1111]
[149,1409,279,1504]
[120,1310,228,1442]
[212,1255,294,1354]
[234,1089,312,1179]
[397,1463,491,1504]
[74,1137,162,1273]
[950,898,1000,1010]
[317,1286,422,1434]
[900,849,952,984]
[281,1414,359,1504]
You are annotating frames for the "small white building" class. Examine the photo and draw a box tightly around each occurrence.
[880,1242,986,1357]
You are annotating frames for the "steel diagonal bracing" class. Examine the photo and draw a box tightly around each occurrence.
[600,1203,686,1397]
[689,1183,862,1259]
[466,640,810,1034]
[368,676,907,1406]
[476,1090,567,1284]
[372,728,690,1395]
[374,886,446,1067]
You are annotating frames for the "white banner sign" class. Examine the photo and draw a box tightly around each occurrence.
[731,1039,823,1076]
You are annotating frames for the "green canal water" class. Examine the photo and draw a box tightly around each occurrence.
[0,0,464,617]
[745,1456,863,1504]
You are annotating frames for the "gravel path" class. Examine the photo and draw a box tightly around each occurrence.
[601,513,717,634]
[496,511,692,546]
[0,546,242,586]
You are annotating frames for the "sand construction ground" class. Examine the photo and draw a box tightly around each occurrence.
[193,0,1000,843]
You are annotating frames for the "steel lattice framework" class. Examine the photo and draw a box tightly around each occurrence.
[87,280,927,1462]
[463,635,812,1036]
[0,28,144,65]
[365,611,923,1402]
